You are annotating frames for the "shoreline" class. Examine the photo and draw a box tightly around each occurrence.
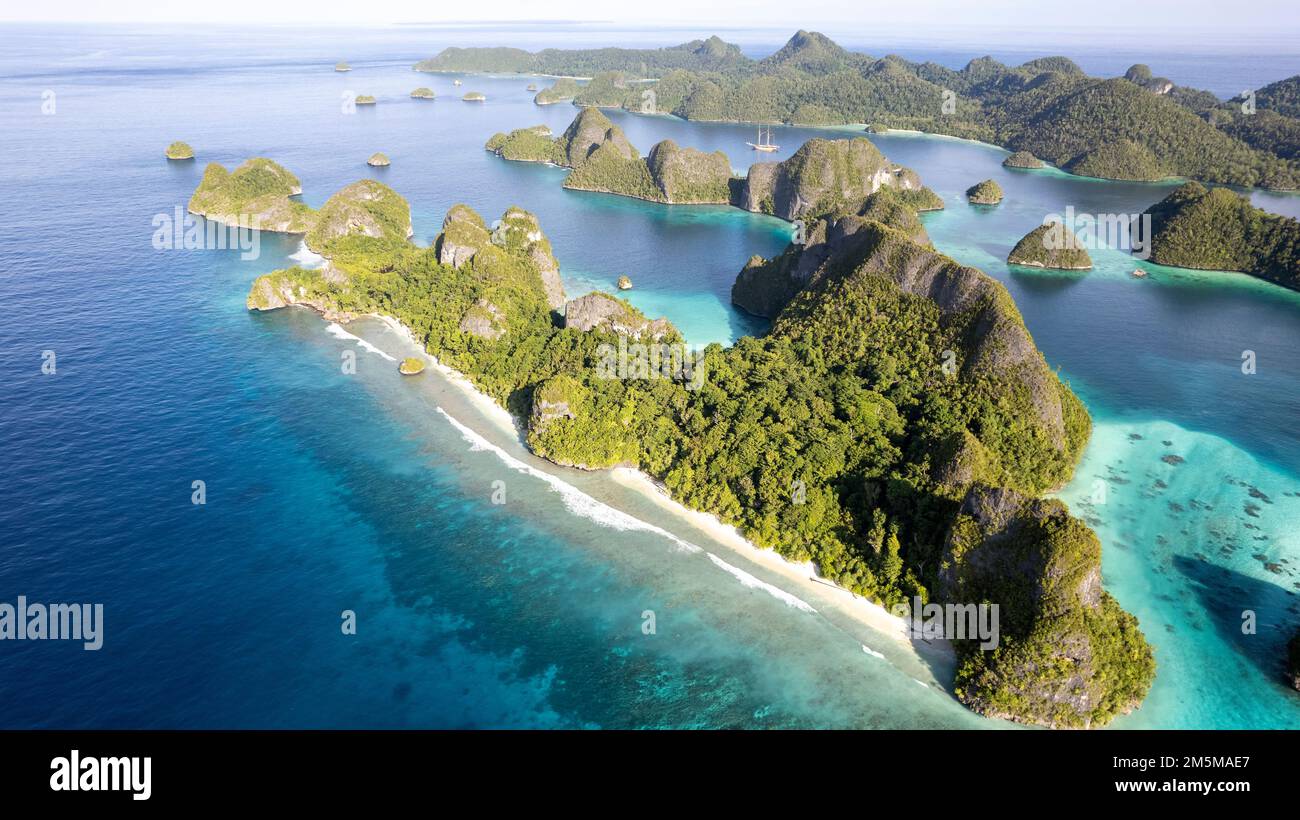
[352,310,955,666]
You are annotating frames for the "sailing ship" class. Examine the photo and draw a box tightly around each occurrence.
[746,126,779,152]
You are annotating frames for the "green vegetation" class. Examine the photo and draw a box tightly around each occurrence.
[399,357,426,375]
[1143,182,1300,291]
[367,152,390,167]
[1008,223,1093,270]
[485,108,731,203]
[1255,76,1300,119]
[944,487,1155,727]
[355,95,376,105]
[965,179,1003,205]
[564,141,661,200]
[245,183,1151,726]
[165,141,194,160]
[410,87,436,99]
[1063,138,1163,181]
[1002,150,1043,169]
[188,158,314,234]
[305,179,412,254]
[418,30,1300,189]
[414,35,748,76]
[535,77,581,104]
[644,140,733,203]
[738,137,926,220]
[485,125,565,164]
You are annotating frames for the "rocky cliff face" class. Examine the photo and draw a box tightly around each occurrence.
[435,204,492,268]
[938,485,1154,728]
[188,158,314,234]
[731,186,930,319]
[737,138,923,221]
[772,222,1076,458]
[458,298,507,341]
[562,292,675,340]
[645,139,732,203]
[305,179,413,254]
[245,267,355,322]
[433,203,567,315]
[559,106,638,167]
[494,207,566,310]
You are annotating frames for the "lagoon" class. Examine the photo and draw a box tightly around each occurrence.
[0,23,1297,728]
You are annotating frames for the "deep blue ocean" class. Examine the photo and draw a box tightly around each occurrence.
[1,23,1299,728]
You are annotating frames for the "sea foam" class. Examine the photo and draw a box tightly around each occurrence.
[435,407,818,613]
[326,323,397,361]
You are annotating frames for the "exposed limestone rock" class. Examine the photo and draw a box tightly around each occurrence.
[559,107,637,167]
[562,292,674,340]
[737,137,922,221]
[304,179,412,254]
[645,139,732,203]
[435,204,492,268]
[458,298,507,341]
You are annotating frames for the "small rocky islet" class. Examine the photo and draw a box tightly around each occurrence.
[965,178,1003,205]
[1007,223,1093,270]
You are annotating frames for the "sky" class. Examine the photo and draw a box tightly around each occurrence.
[2,0,1297,30]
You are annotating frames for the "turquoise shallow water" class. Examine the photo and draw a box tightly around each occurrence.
[1,23,1298,728]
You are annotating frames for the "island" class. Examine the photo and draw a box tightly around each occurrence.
[617,275,632,290]
[1002,150,1045,169]
[535,78,581,105]
[334,61,351,72]
[398,357,425,375]
[410,87,436,100]
[367,152,390,167]
[165,141,194,160]
[1008,223,1094,270]
[414,30,1300,190]
[526,83,539,92]
[965,179,1003,205]
[485,124,561,163]
[355,95,377,106]
[241,146,1155,728]
[462,91,486,102]
[1142,181,1300,292]
[188,158,314,234]
[487,107,946,216]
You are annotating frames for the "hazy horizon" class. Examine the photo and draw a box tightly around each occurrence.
[3,1,1297,35]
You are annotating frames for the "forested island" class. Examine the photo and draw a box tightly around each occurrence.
[965,179,1002,205]
[232,144,1155,727]
[1142,182,1300,291]
[190,158,412,248]
[1007,223,1094,270]
[488,106,944,213]
[421,30,1300,189]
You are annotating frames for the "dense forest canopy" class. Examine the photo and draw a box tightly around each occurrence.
[419,30,1300,189]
